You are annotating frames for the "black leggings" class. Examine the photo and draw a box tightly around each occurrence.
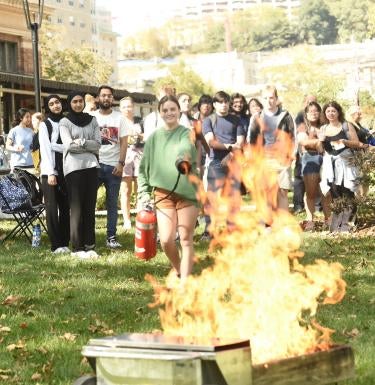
[65,167,98,252]
[41,175,70,251]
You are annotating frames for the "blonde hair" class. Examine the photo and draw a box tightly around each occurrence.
[120,96,134,104]
[263,84,278,98]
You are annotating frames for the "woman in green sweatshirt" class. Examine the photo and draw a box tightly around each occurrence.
[137,95,199,282]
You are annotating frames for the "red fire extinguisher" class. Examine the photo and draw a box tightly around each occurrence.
[134,158,191,261]
[135,206,157,260]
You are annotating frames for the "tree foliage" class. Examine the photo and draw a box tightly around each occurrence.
[325,0,371,42]
[138,28,171,58]
[196,6,298,53]
[194,20,226,53]
[40,23,112,85]
[153,61,214,102]
[262,46,344,114]
[42,48,113,85]
[234,6,298,52]
[369,4,375,39]
[298,0,337,45]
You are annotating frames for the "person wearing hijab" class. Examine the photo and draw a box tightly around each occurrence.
[40,94,70,254]
[59,91,101,258]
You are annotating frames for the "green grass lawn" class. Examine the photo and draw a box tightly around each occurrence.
[0,216,373,385]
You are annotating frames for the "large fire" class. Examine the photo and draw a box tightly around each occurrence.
[147,132,346,364]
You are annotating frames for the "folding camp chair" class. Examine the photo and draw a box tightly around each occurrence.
[0,174,47,244]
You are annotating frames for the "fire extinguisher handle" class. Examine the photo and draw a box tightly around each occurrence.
[144,202,155,212]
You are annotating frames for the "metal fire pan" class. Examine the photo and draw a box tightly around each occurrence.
[85,332,250,352]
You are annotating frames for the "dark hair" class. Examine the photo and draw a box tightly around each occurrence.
[213,91,230,103]
[230,93,248,115]
[158,95,180,112]
[248,98,263,115]
[12,108,30,127]
[197,94,213,110]
[304,101,322,127]
[44,94,63,115]
[322,101,345,123]
[97,85,114,96]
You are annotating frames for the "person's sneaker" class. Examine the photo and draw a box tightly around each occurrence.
[106,236,121,249]
[71,250,88,259]
[62,246,71,253]
[123,219,132,231]
[200,232,211,242]
[53,247,66,254]
[85,250,100,259]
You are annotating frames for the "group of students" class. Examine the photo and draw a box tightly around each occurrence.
[4,84,374,281]
[295,97,374,232]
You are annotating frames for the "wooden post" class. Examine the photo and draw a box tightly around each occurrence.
[252,345,355,385]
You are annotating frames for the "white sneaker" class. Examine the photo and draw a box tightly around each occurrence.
[123,219,132,231]
[62,246,71,253]
[85,250,100,259]
[53,247,66,254]
[71,250,88,259]
[106,237,121,249]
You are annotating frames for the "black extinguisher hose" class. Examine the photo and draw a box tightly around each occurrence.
[153,173,181,206]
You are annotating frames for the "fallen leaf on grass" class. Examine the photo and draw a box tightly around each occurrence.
[2,295,22,306]
[0,326,11,333]
[6,340,26,351]
[42,361,53,374]
[0,370,11,375]
[88,319,114,335]
[31,372,42,381]
[59,333,77,342]
[344,328,360,338]
[19,322,28,329]
[0,375,9,380]
[37,347,48,355]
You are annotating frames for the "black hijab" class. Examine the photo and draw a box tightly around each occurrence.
[44,94,64,122]
[66,91,93,127]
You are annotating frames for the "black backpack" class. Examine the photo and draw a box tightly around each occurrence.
[13,168,43,206]
[31,120,53,152]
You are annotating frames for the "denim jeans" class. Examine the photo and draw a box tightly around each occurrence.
[204,159,241,231]
[98,163,121,238]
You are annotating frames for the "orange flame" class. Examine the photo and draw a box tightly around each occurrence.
[147,133,346,364]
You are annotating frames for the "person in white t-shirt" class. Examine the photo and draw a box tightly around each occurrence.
[91,85,128,249]
[119,97,144,231]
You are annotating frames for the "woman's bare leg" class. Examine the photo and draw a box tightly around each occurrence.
[177,205,200,280]
[156,207,181,274]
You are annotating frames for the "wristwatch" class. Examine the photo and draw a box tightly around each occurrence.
[118,160,125,166]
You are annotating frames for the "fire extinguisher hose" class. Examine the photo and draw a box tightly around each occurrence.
[153,172,182,206]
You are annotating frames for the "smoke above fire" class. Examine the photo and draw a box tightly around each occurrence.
[147,132,346,364]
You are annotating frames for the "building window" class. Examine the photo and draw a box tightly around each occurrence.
[69,16,75,26]
[69,0,74,5]
[80,22,85,28]
[0,41,18,72]
[57,16,63,23]
[56,0,62,3]
[79,0,84,7]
